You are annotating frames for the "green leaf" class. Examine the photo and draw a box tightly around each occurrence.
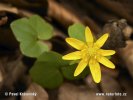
[37,51,69,67]
[11,18,36,42]
[10,15,54,57]
[20,41,49,57]
[30,62,63,89]
[68,23,85,42]
[30,51,70,88]
[29,15,53,40]
[61,64,89,80]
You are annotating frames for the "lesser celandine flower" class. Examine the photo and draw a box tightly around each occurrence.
[62,26,116,83]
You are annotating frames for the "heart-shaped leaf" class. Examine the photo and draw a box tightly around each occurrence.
[10,15,53,57]
[30,51,69,89]
[11,18,36,42]
[29,15,53,40]
[30,62,63,89]
[68,23,85,42]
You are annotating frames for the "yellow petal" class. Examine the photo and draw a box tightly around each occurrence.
[95,33,109,48]
[98,56,115,69]
[85,27,93,43]
[89,59,101,83]
[74,58,88,76]
[98,49,116,56]
[66,38,85,50]
[62,51,81,60]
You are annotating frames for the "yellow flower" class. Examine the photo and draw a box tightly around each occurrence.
[62,26,116,83]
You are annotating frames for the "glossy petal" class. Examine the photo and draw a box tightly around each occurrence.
[95,33,109,48]
[85,27,93,43]
[98,56,115,69]
[66,38,85,50]
[89,59,101,83]
[62,51,81,60]
[98,49,116,56]
[74,58,88,76]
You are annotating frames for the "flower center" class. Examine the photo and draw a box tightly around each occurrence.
[88,47,96,56]
[81,43,99,60]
